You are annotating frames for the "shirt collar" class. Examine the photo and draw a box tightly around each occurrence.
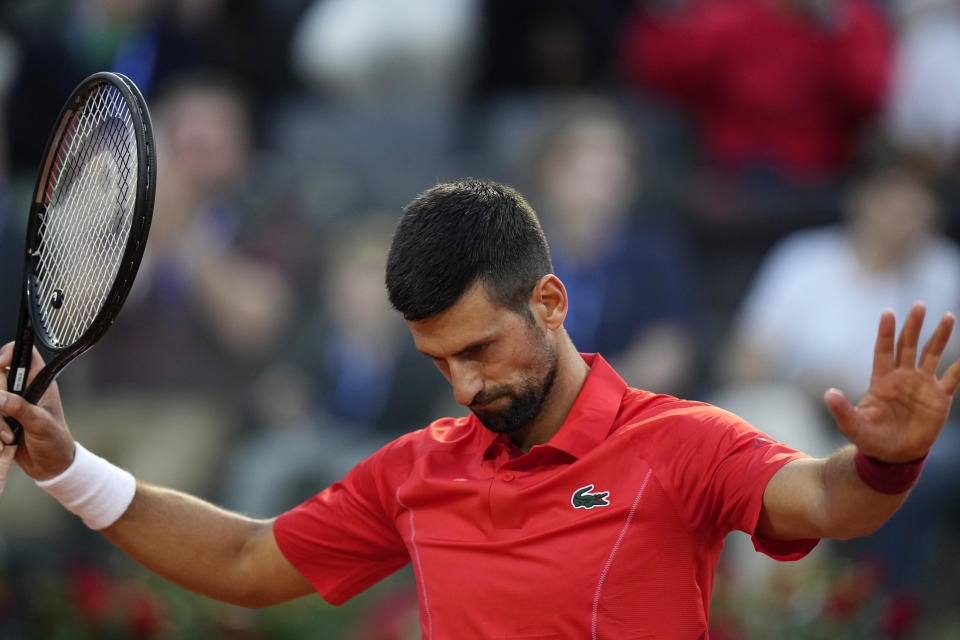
[477,353,628,460]
[542,353,627,459]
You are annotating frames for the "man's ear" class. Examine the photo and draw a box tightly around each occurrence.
[530,274,567,331]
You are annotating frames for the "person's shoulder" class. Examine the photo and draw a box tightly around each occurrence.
[750,225,847,284]
[620,389,734,418]
[422,415,483,445]
[352,416,478,488]
[616,390,753,440]
[768,225,845,261]
[377,415,480,458]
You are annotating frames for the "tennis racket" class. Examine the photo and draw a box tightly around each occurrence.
[3,71,156,445]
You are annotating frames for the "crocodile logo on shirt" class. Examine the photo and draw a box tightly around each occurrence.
[571,484,611,509]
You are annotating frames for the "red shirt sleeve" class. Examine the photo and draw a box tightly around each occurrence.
[638,400,819,560]
[273,443,410,605]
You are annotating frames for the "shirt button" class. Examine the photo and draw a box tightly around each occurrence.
[501,472,515,482]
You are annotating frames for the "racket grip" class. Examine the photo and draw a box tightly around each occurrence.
[2,416,23,446]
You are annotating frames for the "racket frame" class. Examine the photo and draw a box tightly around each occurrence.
[5,72,156,443]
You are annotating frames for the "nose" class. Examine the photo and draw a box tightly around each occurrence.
[449,361,483,406]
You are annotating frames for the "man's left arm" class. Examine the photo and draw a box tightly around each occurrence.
[757,302,960,541]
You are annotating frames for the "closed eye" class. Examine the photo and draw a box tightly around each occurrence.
[460,343,488,356]
[417,338,494,364]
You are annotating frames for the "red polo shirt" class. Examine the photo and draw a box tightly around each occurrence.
[274,354,816,638]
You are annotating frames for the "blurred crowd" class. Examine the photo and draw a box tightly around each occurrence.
[0,0,959,638]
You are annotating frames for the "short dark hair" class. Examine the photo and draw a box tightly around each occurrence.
[386,179,553,322]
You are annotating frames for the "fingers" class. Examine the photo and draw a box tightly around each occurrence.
[0,346,58,409]
[0,343,13,390]
[0,344,48,385]
[0,441,15,498]
[872,309,897,379]
[0,421,15,446]
[0,342,13,369]
[920,312,956,375]
[824,387,860,443]
[0,391,45,433]
[941,357,960,397]
[0,389,74,479]
[895,302,926,369]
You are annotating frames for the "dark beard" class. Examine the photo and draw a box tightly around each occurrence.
[471,350,558,435]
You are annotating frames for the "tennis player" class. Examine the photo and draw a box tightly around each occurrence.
[2,179,958,638]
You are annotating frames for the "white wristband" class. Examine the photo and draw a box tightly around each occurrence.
[35,442,137,530]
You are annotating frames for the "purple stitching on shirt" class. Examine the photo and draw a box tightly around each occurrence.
[396,489,433,639]
[591,468,653,640]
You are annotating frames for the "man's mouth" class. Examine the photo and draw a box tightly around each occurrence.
[471,395,509,412]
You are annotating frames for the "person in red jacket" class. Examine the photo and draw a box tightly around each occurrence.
[621,0,893,181]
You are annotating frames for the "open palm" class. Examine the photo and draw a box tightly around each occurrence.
[825,303,960,463]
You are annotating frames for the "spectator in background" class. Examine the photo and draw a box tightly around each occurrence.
[290,0,478,101]
[221,213,448,518]
[303,213,450,438]
[95,72,293,395]
[472,1,634,99]
[620,0,892,184]
[526,97,699,396]
[886,0,960,174]
[3,0,240,177]
[723,166,960,400]
[64,72,294,499]
[715,165,960,632]
[281,0,477,224]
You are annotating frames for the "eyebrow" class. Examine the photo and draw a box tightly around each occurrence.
[417,335,496,360]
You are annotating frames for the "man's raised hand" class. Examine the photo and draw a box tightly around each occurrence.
[824,302,960,463]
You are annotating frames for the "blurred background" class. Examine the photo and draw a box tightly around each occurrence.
[0,0,959,637]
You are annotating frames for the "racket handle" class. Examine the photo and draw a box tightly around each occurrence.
[2,416,23,446]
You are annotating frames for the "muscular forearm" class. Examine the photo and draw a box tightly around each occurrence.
[759,445,913,542]
[814,445,909,539]
[100,483,309,608]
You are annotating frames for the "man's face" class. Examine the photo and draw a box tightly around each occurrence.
[469,332,558,435]
[408,282,559,436]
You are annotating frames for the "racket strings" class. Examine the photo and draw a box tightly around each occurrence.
[49,98,133,302]
[33,84,138,348]
[36,91,128,340]
[43,89,135,342]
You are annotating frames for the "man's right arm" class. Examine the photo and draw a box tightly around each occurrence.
[100,483,314,608]
[0,344,314,608]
